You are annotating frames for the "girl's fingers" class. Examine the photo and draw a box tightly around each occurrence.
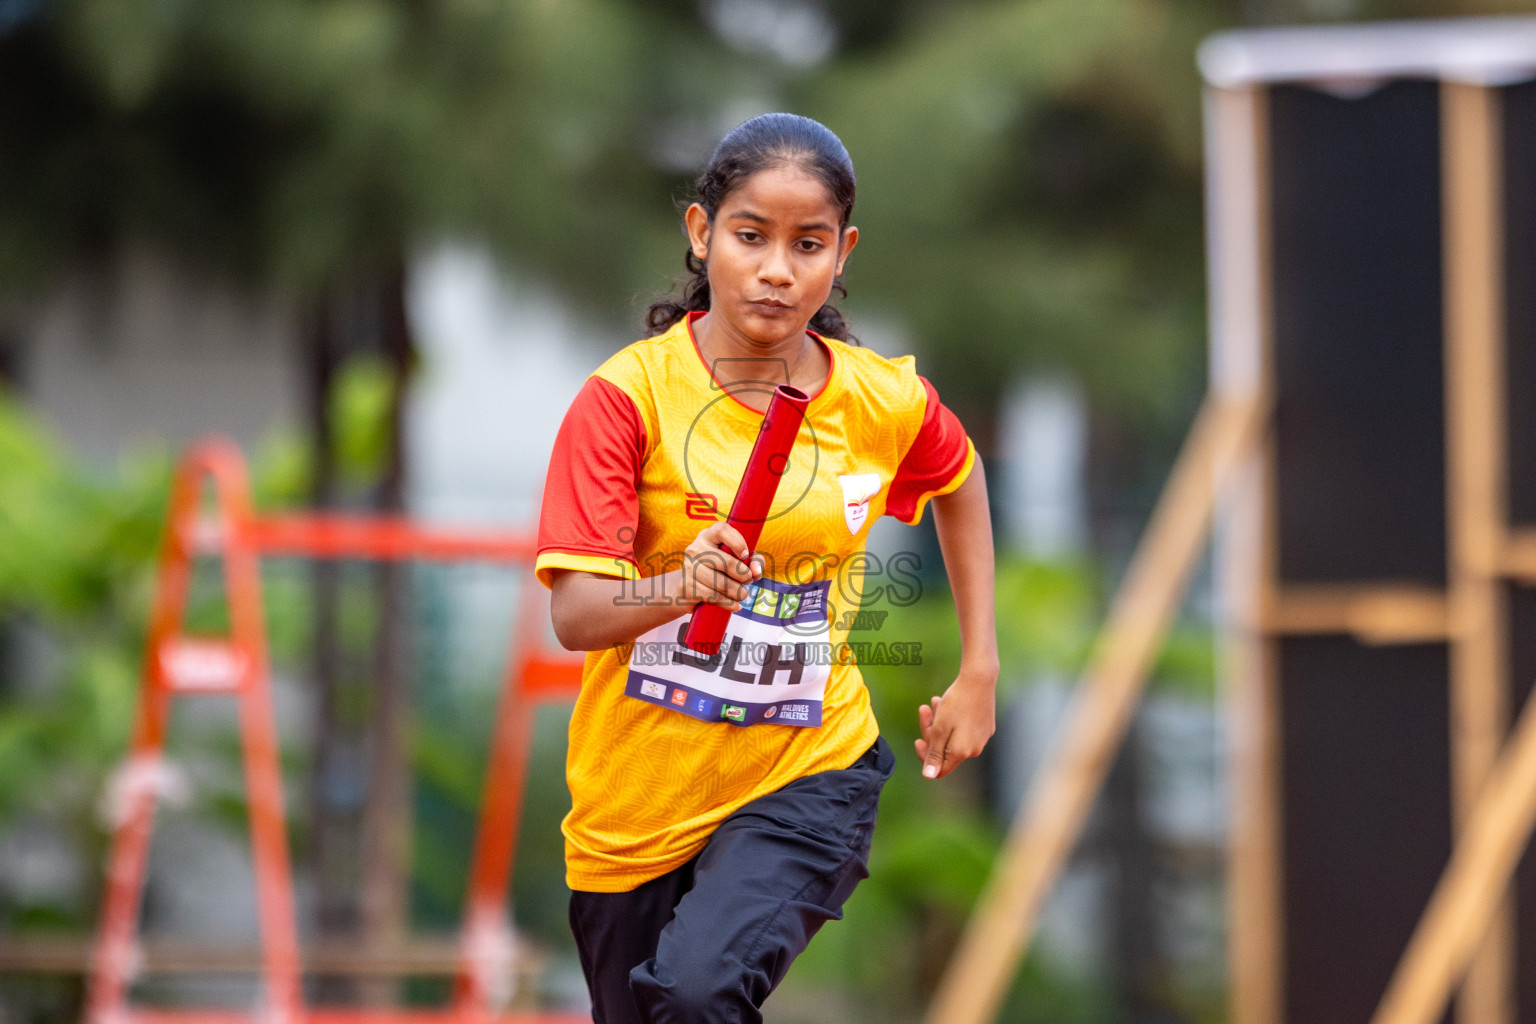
[696,547,752,584]
[713,552,752,582]
[682,555,746,604]
[691,525,753,582]
[922,720,952,779]
[920,696,951,779]
[697,575,743,609]
[705,522,751,564]
[718,523,750,560]
[917,703,938,773]
[699,521,732,549]
[703,561,749,600]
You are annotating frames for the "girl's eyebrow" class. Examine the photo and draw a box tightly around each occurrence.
[726,210,835,233]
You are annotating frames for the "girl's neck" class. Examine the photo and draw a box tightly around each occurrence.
[692,311,828,411]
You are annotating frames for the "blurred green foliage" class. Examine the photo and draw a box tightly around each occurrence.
[331,353,399,488]
[0,385,163,851]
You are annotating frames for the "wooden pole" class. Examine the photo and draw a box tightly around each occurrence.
[1442,79,1511,1024]
[1203,81,1279,1024]
[1370,678,1536,1024]
[924,393,1266,1024]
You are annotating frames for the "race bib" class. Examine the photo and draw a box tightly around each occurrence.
[624,578,832,727]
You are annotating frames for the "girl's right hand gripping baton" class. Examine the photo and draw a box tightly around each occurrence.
[683,384,810,656]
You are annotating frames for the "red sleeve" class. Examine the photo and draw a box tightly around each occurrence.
[535,375,646,588]
[884,376,975,526]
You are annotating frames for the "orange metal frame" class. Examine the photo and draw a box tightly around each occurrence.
[85,439,589,1024]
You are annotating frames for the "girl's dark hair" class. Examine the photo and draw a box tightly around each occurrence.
[645,112,858,343]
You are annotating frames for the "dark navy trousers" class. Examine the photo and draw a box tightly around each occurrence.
[568,736,895,1024]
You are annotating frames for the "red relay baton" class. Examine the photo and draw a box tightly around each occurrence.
[683,383,810,655]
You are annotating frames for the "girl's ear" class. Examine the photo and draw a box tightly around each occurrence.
[834,225,859,276]
[684,203,712,260]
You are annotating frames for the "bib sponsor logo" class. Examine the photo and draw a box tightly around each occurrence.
[693,697,714,716]
[839,473,881,535]
[670,688,688,706]
[639,680,667,701]
[764,706,777,719]
[777,703,811,723]
[721,704,746,722]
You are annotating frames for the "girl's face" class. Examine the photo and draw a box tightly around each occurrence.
[685,163,858,347]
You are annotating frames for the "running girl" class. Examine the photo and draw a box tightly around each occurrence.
[536,112,998,1024]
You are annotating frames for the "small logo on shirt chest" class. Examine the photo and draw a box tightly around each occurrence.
[684,492,721,520]
[839,473,882,535]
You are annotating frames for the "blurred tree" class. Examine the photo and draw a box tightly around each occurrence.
[0,0,701,995]
[0,0,693,292]
[789,0,1225,481]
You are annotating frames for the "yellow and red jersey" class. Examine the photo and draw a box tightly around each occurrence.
[536,311,974,892]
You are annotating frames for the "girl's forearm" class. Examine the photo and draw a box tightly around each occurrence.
[550,523,762,652]
[550,570,693,651]
[931,459,1000,681]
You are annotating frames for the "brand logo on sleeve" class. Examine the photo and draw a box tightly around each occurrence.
[838,473,882,535]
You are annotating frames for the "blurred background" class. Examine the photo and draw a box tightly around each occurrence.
[0,1,1525,1022]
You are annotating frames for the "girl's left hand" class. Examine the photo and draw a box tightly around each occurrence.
[915,672,997,780]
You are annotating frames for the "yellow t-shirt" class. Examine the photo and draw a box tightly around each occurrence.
[536,313,974,891]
